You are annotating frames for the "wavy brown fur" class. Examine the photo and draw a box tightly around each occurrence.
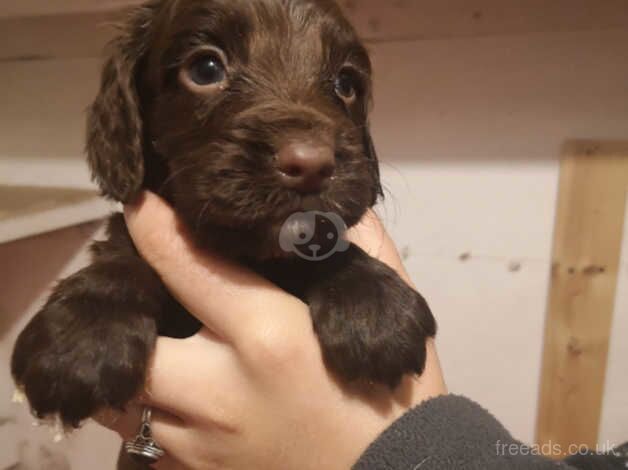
[12,2,436,467]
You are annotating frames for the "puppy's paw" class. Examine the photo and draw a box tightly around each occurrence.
[11,290,157,428]
[307,245,436,389]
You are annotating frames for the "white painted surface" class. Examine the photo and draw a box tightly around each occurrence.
[600,199,628,447]
[370,30,628,445]
[0,59,101,173]
[0,59,114,241]
[0,7,627,469]
[377,162,557,441]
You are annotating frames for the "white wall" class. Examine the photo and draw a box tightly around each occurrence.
[370,29,628,445]
[0,20,627,470]
[0,59,101,188]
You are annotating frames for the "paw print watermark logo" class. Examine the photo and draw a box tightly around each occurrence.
[279,211,349,261]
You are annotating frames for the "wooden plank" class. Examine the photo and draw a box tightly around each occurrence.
[0,11,114,62]
[536,141,628,454]
[0,186,111,244]
[0,186,99,222]
[0,0,137,19]
[2,1,628,61]
[2,0,628,36]
[342,0,628,42]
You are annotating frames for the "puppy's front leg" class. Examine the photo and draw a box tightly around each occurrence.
[11,214,192,428]
[306,245,437,389]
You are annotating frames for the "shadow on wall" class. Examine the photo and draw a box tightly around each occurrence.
[0,221,100,340]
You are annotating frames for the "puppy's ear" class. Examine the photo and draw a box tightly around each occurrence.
[86,6,156,203]
[364,129,384,204]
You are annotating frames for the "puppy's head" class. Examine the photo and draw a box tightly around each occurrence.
[87,0,382,259]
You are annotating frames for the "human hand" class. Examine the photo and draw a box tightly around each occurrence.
[100,191,446,470]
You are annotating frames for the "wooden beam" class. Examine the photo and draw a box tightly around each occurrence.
[342,0,628,42]
[536,140,628,454]
[0,186,109,245]
[0,0,139,19]
[0,11,114,62]
[2,1,628,62]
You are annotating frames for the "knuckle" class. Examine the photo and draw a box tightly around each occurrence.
[241,321,304,368]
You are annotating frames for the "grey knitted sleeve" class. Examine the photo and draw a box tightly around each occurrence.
[353,395,576,470]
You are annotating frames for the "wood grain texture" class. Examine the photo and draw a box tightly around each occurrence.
[1,0,628,61]
[0,12,114,62]
[536,140,628,454]
[341,0,628,42]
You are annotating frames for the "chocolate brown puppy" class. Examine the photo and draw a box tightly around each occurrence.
[12,0,437,451]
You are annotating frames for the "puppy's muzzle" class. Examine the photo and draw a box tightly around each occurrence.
[276,141,335,193]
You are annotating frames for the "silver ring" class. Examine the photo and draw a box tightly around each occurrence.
[124,407,165,464]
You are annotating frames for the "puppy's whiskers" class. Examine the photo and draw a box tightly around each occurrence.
[194,199,214,234]
[157,162,204,195]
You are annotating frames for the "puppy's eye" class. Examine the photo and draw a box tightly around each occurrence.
[189,53,226,85]
[180,49,228,92]
[334,68,359,103]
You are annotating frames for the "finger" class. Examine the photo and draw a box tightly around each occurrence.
[154,457,189,470]
[347,210,414,286]
[102,404,193,468]
[124,191,304,341]
[97,408,189,470]
[150,408,190,459]
[126,406,211,470]
[94,403,185,442]
[139,334,241,426]
[152,455,187,470]
[117,442,185,470]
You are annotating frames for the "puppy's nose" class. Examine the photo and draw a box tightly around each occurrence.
[276,142,335,193]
